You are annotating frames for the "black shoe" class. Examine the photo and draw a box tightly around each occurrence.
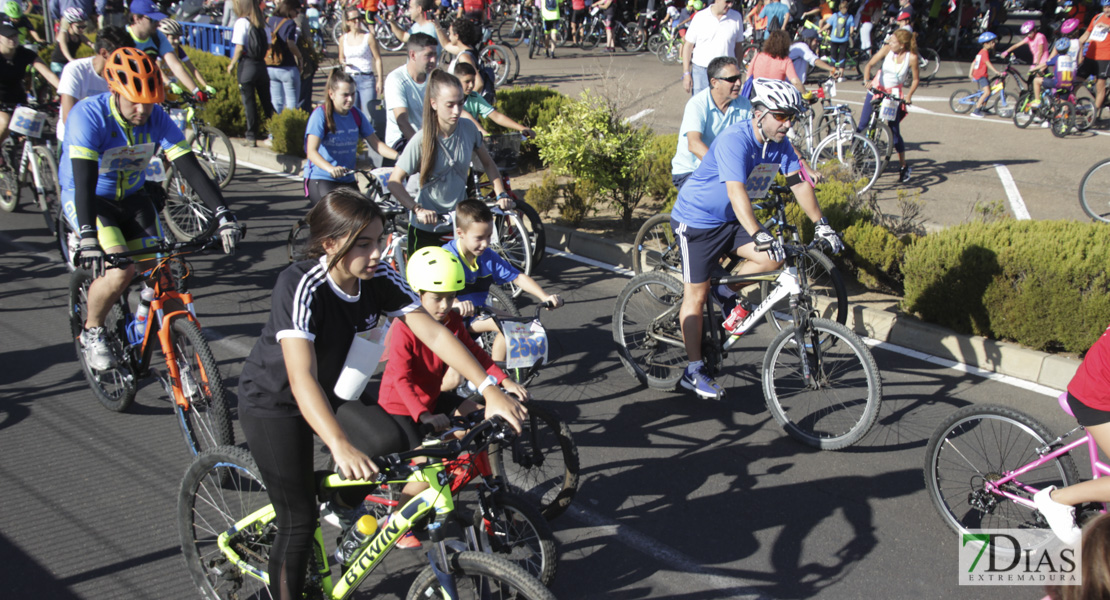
[899,165,911,183]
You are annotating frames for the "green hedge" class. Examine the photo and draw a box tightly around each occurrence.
[483,86,573,168]
[183,47,248,137]
[269,108,309,157]
[902,220,1110,353]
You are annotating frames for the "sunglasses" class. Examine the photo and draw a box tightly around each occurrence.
[713,74,742,83]
[767,112,797,123]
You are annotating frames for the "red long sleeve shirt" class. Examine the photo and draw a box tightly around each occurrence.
[378,312,508,422]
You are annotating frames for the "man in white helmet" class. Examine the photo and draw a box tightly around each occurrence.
[669,77,844,400]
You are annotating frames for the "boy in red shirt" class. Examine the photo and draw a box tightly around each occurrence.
[378,247,530,546]
[968,32,1001,118]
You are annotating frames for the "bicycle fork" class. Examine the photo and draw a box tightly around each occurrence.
[151,292,203,407]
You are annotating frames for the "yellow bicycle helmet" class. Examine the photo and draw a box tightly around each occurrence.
[406,247,465,293]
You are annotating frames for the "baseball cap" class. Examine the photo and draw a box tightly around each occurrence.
[0,23,17,39]
[800,28,818,40]
[896,10,912,20]
[129,0,168,20]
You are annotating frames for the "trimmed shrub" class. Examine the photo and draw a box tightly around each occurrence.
[902,220,1110,353]
[483,86,572,168]
[524,170,560,215]
[561,178,599,226]
[183,47,247,137]
[268,108,309,157]
[645,133,677,212]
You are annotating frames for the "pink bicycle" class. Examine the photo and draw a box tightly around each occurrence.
[924,394,1105,553]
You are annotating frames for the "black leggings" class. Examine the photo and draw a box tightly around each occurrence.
[306,179,357,206]
[240,400,411,600]
[237,59,274,142]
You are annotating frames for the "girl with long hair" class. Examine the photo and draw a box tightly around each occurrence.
[386,70,512,255]
[859,28,919,183]
[226,0,273,146]
[338,7,384,121]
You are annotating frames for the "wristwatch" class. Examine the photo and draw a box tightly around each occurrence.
[477,374,498,394]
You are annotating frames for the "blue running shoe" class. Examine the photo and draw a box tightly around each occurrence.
[681,363,724,399]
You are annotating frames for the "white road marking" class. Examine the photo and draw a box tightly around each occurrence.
[994,164,1031,220]
[625,108,655,123]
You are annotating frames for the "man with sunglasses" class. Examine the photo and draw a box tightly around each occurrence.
[671,56,751,192]
[670,78,844,400]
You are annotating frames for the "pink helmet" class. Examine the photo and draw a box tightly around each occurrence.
[1061,18,1080,34]
[1020,20,1036,34]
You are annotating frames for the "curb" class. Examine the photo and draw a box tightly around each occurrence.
[233,145,1080,392]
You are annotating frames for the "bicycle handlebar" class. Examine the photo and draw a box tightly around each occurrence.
[75,224,248,268]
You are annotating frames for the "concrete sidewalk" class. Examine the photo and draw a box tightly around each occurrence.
[231,141,1081,392]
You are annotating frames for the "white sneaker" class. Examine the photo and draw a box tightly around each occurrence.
[80,327,116,371]
[1033,486,1082,546]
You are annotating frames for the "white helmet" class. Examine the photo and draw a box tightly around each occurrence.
[749,78,806,116]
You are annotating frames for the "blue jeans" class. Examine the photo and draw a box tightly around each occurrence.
[351,72,377,124]
[268,66,301,115]
[692,64,709,97]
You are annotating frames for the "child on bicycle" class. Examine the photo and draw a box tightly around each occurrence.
[157,19,216,98]
[969,31,1001,118]
[1034,322,1110,547]
[305,69,397,205]
[453,62,536,138]
[1028,38,1077,110]
[378,246,530,547]
[444,199,563,362]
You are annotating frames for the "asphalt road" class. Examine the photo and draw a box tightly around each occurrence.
[0,161,1086,599]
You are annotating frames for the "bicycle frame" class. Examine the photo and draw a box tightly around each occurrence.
[985,425,1110,511]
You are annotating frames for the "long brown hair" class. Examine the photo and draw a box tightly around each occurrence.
[762,30,791,59]
[234,0,266,29]
[306,187,385,272]
[892,28,918,55]
[418,69,463,187]
[1046,514,1110,600]
[323,69,356,135]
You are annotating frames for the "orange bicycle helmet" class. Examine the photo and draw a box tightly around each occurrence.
[103,47,165,104]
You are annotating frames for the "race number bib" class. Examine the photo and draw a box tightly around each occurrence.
[10,106,45,138]
[879,97,898,122]
[1091,24,1108,43]
[505,319,548,370]
[745,162,780,200]
[101,143,157,174]
[145,156,168,182]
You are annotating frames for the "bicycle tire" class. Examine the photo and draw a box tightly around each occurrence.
[162,162,216,242]
[613,271,686,391]
[377,21,405,52]
[528,26,540,59]
[477,284,523,354]
[492,211,533,298]
[761,318,881,450]
[579,22,600,49]
[489,401,580,521]
[1079,158,1110,224]
[287,218,310,263]
[506,43,521,83]
[646,32,664,55]
[632,212,681,277]
[170,317,234,457]
[991,91,1018,119]
[923,404,1080,556]
[739,43,759,69]
[188,126,236,189]
[514,200,547,267]
[31,145,59,235]
[623,22,646,52]
[1012,92,1037,129]
[332,18,345,43]
[1075,97,1096,131]
[69,269,137,412]
[57,210,80,271]
[473,491,559,585]
[1051,100,1075,138]
[482,44,513,87]
[918,47,940,82]
[178,446,274,600]
[0,162,17,213]
[760,248,848,332]
[405,551,556,600]
[949,88,976,114]
[810,132,881,194]
[497,16,527,47]
[866,119,894,164]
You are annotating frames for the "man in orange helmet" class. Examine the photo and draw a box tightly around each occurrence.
[59,47,241,372]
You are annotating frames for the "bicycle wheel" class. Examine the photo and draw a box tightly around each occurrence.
[188,126,236,189]
[0,160,18,213]
[477,285,522,353]
[497,16,527,47]
[761,318,881,450]
[1051,100,1075,138]
[528,26,541,58]
[162,163,215,242]
[992,91,1018,119]
[405,552,555,600]
[489,401,580,521]
[646,32,664,55]
[632,212,681,277]
[57,210,80,271]
[1075,97,1096,131]
[69,270,137,412]
[377,21,405,52]
[474,491,558,586]
[1079,158,1110,224]
[949,88,976,114]
[661,40,680,64]
[1012,92,1037,128]
[923,404,1080,555]
[760,248,848,332]
[739,43,759,69]
[515,200,547,267]
[918,47,940,82]
[481,44,513,87]
[613,271,686,391]
[178,446,274,600]
[866,119,894,164]
[287,219,310,263]
[622,23,646,52]
[333,18,345,43]
[491,212,533,298]
[811,133,881,194]
[170,317,234,457]
[579,21,600,49]
[31,145,59,235]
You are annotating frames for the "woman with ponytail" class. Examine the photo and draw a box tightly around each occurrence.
[304,69,398,205]
[386,69,512,255]
[859,28,919,184]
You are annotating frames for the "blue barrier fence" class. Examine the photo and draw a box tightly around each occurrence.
[180,22,235,58]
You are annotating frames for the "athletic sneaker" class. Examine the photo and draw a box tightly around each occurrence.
[899,165,912,183]
[79,326,116,371]
[680,363,723,399]
[1033,486,1082,546]
[722,302,752,334]
[970,110,985,118]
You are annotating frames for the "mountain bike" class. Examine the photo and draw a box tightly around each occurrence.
[0,101,60,235]
[948,56,1024,118]
[68,232,239,457]
[648,25,681,64]
[178,419,558,600]
[614,186,879,450]
[860,88,903,167]
[164,89,237,189]
[808,104,883,194]
[923,395,1107,557]
[579,6,645,51]
[1078,157,1110,224]
[468,135,547,267]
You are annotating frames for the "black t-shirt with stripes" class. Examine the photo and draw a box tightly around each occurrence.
[239,256,420,418]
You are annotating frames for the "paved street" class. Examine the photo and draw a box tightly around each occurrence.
[0,161,1083,599]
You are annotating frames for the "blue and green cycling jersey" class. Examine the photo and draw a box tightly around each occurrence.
[59,92,191,202]
[127,25,175,62]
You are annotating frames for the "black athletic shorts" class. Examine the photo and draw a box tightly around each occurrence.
[1077,58,1110,81]
[1067,392,1110,427]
